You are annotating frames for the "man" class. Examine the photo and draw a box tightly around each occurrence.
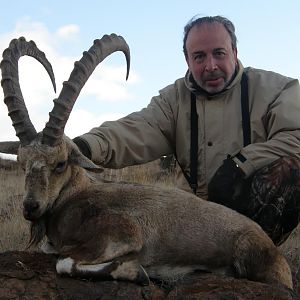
[74,16,300,245]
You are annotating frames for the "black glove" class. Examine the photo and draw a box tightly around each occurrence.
[208,156,246,208]
[73,137,92,159]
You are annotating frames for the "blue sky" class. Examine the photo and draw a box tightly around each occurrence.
[0,1,299,145]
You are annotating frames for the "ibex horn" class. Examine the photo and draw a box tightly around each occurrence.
[42,33,130,146]
[0,37,56,146]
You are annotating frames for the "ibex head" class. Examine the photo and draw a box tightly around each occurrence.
[0,35,130,221]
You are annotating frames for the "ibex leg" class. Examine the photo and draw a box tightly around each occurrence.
[56,254,150,285]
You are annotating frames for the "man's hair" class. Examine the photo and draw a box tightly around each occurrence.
[183,15,237,57]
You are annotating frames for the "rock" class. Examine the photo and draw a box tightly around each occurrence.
[0,251,298,300]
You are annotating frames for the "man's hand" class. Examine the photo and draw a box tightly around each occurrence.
[208,156,245,207]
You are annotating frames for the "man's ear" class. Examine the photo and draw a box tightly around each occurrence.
[184,53,190,68]
[69,148,104,173]
[234,47,238,63]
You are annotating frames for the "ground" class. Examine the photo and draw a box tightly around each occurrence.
[0,251,298,300]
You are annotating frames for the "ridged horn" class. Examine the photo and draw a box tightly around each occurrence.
[42,33,130,146]
[0,37,56,146]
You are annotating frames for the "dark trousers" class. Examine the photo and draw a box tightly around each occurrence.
[229,157,300,245]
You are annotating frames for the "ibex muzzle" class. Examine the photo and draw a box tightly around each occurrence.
[0,36,293,289]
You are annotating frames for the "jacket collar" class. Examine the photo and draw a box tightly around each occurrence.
[184,60,245,98]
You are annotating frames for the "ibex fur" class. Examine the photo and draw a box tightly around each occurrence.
[0,36,293,289]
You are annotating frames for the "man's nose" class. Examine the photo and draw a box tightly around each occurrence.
[205,56,218,72]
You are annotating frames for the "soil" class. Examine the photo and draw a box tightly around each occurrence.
[0,251,299,300]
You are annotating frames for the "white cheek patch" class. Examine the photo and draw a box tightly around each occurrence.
[56,257,75,274]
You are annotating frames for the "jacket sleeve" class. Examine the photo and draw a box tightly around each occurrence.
[237,79,300,176]
[76,89,177,168]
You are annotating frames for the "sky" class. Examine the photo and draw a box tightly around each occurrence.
[0,1,299,156]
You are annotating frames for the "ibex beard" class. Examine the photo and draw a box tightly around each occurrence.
[0,36,293,289]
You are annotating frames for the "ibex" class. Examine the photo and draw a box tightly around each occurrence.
[0,36,293,289]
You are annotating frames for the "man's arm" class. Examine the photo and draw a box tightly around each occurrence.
[235,79,300,176]
[74,92,177,168]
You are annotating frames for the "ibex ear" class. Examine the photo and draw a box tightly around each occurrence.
[69,148,104,173]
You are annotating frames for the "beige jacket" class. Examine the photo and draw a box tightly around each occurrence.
[79,61,300,198]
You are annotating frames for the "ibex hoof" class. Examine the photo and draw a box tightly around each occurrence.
[135,265,150,286]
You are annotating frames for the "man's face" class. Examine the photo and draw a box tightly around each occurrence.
[185,22,238,94]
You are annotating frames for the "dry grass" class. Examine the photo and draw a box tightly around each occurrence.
[0,161,28,251]
[101,160,177,187]
[0,158,299,292]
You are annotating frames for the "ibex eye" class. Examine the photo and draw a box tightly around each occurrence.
[55,161,67,173]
